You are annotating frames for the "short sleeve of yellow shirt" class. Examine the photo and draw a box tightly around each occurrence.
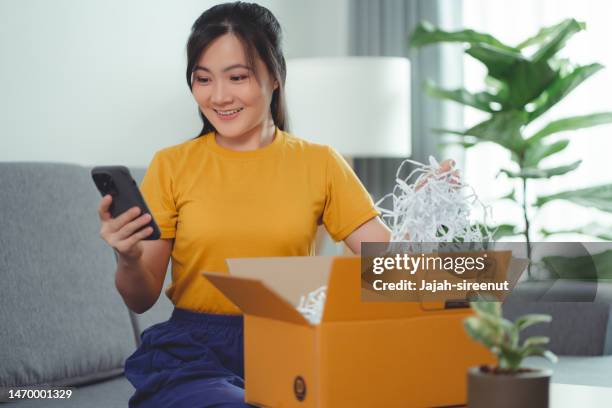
[140,128,380,314]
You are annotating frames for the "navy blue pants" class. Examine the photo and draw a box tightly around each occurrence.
[125,308,257,408]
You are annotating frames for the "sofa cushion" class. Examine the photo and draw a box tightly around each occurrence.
[0,163,137,390]
[503,300,612,356]
[503,279,612,356]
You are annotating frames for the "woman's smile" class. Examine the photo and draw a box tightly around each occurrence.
[214,107,244,121]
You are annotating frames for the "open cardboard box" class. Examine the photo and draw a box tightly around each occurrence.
[204,254,526,408]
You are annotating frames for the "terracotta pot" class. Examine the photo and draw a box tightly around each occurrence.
[467,366,552,408]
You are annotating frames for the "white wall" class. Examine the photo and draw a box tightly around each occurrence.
[0,0,349,167]
[275,0,349,59]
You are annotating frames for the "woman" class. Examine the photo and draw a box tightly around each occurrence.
[98,2,448,406]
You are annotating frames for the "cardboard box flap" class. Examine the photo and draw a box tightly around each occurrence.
[203,272,310,326]
[226,256,335,306]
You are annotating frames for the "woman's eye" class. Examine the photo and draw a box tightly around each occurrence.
[230,75,248,81]
[196,77,210,84]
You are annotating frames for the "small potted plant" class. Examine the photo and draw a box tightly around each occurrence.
[464,301,558,408]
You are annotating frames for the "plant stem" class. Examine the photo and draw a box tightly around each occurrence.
[521,176,532,279]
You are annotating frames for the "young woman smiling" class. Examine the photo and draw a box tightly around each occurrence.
[97,2,451,407]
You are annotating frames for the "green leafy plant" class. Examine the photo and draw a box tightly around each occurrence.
[464,302,558,372]
[410,19,612,277]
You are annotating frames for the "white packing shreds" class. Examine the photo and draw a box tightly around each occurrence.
[295,157,492,324]
[296,285,327,325]
[375,156,492,244]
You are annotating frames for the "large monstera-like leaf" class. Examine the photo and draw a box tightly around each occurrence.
[410,21,518,51]
[500,160,581,179]
[410,19,587,111]
[542,223,612,241]
[527,112,612,144]
[424,80,500,113]
[517,19,584,51]
[527,63,604,122]
[463,111,528,152]
[535,184,612,211]
[530,19,586,63]
[522,139,570,167]
[412,18,612,260]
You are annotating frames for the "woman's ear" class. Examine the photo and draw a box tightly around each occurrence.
[273,80,279,90]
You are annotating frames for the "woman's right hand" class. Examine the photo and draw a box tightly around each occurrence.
[97,195,154,261]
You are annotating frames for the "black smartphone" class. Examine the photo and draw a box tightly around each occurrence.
[91,166,161,240]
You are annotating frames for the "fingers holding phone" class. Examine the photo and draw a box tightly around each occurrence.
[93,166,161,259]
[98,195,155,259]
[92,165,161,238]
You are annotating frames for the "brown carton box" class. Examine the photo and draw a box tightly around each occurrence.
[204,255,520,407]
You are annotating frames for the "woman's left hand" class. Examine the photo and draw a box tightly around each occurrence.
[438,158,455,174]
[416,158,459,190]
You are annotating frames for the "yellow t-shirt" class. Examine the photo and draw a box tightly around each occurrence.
[140,127,380,314]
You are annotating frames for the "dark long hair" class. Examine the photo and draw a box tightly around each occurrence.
[186,2,289,137]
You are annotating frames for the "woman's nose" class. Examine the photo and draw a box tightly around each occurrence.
[211,82,232,104]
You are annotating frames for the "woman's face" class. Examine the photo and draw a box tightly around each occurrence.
[191,33,278,139]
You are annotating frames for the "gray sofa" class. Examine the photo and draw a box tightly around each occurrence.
[0,162,611,407]
[503,281,612,387]
[0,163,172,407]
